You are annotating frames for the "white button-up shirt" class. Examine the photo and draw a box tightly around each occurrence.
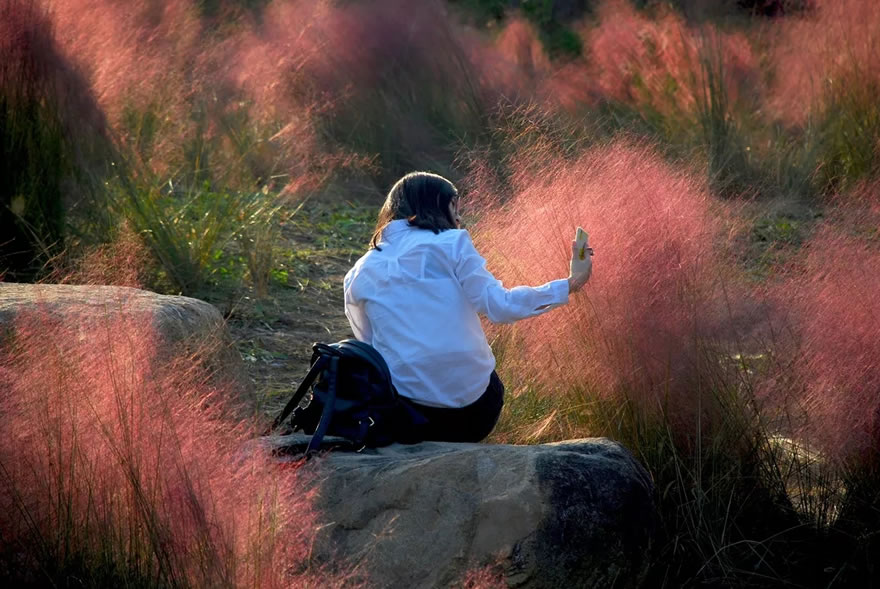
[343,219,570,408]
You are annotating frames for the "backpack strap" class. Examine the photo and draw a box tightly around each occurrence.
[267,353,329,434]
[306,355,339,455]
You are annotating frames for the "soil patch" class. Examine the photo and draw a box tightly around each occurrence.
[216,197,379,416]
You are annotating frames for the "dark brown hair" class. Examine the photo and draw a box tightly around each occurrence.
[369,172,459,250]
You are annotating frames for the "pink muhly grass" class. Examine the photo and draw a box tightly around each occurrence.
[0,303,333,587]
[46,0,226,180]
[0,0,106,137]
[493,18,551,85]
[39,222,154,288]
[45,0,202,121]
[467,141,741,431]
[45,0,333,189]
[458,565,506,589]
[764,0,880,189]
[290,0,484,102]
[218,0,369,189]
[242,0,596,182]
[486,17,603,112]
[768,0,880,126]
[483,17,598,109]
[819,177,880,238]
[37,0,595,189]
[281,0,500,179]
[584,0,759,117]
[764,212,880,462]
[218,0,327,122]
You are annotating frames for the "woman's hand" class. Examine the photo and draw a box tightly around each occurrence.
[568,239,593,294]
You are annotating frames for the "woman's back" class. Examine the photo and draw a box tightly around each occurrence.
[342,170,588,441]
[344,219,496,408]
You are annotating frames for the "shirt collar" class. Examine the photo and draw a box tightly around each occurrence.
[382,219,412,239]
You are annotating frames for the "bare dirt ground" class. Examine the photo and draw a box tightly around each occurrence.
[217,197,380,417]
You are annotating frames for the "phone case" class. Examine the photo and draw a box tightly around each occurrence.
[575,227,589,260]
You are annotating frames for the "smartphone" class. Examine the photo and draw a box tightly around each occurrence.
[575,227,589,260]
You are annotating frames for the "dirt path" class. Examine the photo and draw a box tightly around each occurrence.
[220,197,379,416]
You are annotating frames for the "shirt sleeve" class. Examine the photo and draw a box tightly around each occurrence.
[343,268,374,342]
[452,231,570,324]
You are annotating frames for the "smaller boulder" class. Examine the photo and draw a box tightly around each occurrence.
[0,283,251,399]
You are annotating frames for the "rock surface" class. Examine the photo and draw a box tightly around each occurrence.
[266,435,655,588]
[0,282,249,395]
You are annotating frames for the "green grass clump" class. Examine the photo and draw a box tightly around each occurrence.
[235,191,300,299]
[111,177,290,297]
[816,76,880,191]
[693,40,758,197]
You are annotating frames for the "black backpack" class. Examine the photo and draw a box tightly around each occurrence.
[268,340,424,454]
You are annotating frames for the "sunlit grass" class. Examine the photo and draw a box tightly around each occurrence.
[472,139,880,586]
[0,306,335,588]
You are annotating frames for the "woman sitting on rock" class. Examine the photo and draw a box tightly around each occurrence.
[343,171,593,443]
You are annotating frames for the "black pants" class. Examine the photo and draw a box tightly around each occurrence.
[400,371,505,443]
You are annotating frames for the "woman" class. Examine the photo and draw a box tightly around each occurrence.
[343,172,593,443]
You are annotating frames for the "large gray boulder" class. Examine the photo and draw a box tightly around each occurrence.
[267,435,655,588]
[0,282,250,397]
